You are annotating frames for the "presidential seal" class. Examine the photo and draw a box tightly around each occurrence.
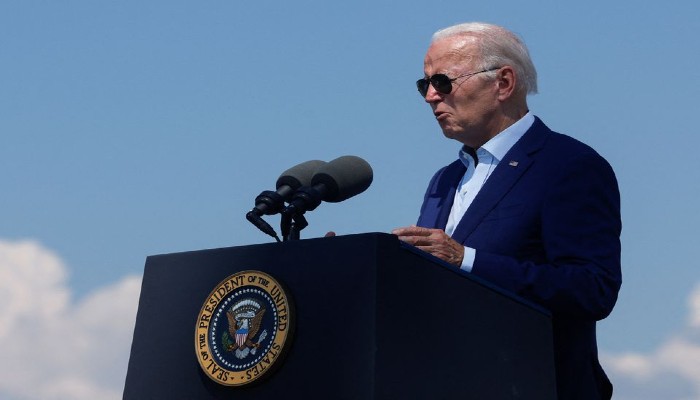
[195,270,294,386]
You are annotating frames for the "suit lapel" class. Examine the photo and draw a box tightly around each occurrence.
[434,164,464,229]
[450,118,550,244]
[420,160,465,229]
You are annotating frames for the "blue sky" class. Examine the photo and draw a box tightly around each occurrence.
[2,1,700,398]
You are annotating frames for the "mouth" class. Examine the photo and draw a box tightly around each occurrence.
[434,111,448,121]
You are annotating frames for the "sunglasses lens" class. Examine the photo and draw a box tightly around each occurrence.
[416,75,452,97]
[416,79,430,97]
[431,75,452,94]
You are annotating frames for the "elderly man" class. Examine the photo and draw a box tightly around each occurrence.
[393,23,621,400]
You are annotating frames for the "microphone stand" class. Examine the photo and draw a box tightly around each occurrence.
[281,211,308,241]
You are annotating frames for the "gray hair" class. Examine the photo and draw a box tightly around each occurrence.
[432,22,538,95]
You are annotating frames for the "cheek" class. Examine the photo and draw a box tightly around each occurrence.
[451,101,477,121]
[456,96,490,119]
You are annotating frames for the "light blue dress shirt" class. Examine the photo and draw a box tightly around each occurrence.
[445,112,536,272]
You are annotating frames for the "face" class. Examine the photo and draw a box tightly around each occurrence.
[422,36,501,148]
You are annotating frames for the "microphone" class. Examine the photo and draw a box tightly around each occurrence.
[247,160,326,240]
[251,160,327,216]
[282,155,373,216]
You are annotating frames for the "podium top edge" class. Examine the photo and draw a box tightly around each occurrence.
[144,232,394,259]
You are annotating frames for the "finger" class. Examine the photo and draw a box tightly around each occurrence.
[392,226,432,236]
[416,243,463,266]
[398,233,438,247]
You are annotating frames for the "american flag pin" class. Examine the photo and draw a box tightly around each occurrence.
[509,160,519,167]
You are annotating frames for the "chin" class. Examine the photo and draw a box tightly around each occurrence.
[439,125,455,137]
[441,128,461,141]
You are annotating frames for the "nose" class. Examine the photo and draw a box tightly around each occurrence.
[424,84,443,103]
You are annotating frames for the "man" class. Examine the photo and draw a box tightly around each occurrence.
[392,22,621,400]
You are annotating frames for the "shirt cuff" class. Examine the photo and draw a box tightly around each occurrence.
[460,246,476,272]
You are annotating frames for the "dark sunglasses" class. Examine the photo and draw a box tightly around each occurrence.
[416,67,501,97]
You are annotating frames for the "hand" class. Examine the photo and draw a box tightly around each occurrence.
[392,225,465,267]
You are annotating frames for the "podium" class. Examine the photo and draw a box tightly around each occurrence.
[124,233,556,399]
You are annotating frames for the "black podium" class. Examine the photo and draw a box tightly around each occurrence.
[124,233,556,399]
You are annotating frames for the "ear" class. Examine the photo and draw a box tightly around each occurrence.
[495,66,517,101]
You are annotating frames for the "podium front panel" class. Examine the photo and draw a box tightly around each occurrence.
[124,233,555,399]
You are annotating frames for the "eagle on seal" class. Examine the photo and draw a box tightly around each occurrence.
[226,299,266,351]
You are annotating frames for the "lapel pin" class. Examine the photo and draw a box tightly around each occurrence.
[509,160,519,167]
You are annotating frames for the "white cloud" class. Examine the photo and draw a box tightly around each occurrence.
[0,239,141,400]
[603,282,700,400]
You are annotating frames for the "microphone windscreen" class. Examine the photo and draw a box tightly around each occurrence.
[276,160,326,190]
[311,155,373,202]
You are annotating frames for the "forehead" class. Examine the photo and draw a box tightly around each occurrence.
[424,35,480,74]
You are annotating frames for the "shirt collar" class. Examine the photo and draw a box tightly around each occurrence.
[458,111,535,167]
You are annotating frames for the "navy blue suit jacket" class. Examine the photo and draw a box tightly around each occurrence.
[416,117,621,400]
